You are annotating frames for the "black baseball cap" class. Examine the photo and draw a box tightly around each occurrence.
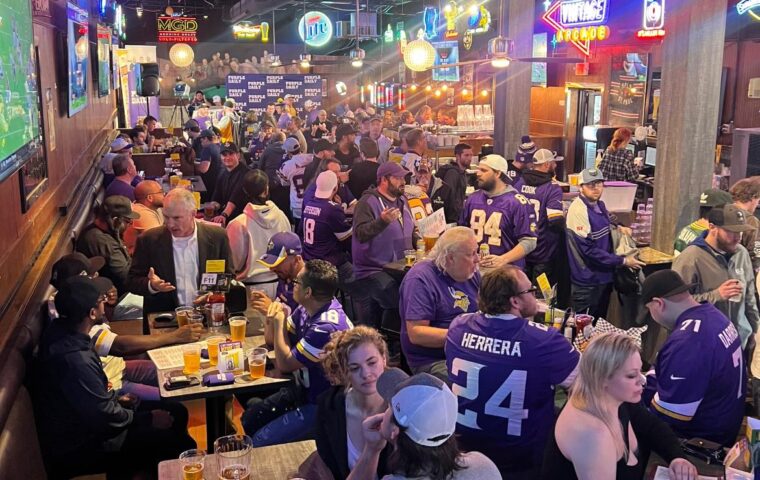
[55,276,113,320]
[313,139,335,154]
[103,196,140,220]
[50,253,106,289]
[199,128,216,139]
[220,141,240,154]
[640,269,696,305]
[183,119,200,133]
[335,123,357,141]
[707,204,756,233]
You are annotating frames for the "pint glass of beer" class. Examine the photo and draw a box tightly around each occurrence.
[179,449,205,480]
[215,435,253,480]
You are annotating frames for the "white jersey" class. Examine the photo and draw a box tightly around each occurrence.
[278,153,315,219]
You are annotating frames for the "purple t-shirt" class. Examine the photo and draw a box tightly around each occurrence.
[446,312,580,471]
[458,188,537,269]
[512,178,564,265]
[104,179,136,201]
[287,298,353,403]
[644,303,744,446]
[399,260,480,368]
[302,198,352,266]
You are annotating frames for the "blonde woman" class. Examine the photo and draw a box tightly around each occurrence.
[542,333,697,480]
[598,127,639,182]
[317,326,391,479]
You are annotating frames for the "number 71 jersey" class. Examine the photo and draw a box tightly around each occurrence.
[458,188,537,268]
[445,312,580,470]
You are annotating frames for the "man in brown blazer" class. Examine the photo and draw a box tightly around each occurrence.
[128,188,233,332]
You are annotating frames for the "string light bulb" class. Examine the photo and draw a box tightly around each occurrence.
[481,89,489,97]
[425,85,432,92]
[441,84,448,92]
[461,88,468,96]
[434,89,441,97]
[410,84,418,91]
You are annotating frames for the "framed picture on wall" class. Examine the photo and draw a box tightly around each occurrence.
[19,47,49,213]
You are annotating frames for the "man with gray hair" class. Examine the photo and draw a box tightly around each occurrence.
[128,188,233,329]
[399,226,481,381]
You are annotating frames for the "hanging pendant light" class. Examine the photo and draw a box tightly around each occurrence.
[404,29,436,72]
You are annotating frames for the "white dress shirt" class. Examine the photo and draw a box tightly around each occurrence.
[172,222,200,306]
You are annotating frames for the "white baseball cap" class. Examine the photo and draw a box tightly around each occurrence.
[532,149,564,165]
[283,137,300,154]
[377,368,458,447]
[315,171,338,199]
[478,154,509,174]
[111,137,133,152]
[212,95,221,102]
[304,99,315,109]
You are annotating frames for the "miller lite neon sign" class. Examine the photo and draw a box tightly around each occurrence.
[298,11,333,47]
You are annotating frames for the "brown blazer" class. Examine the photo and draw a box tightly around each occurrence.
[127,222,234,329]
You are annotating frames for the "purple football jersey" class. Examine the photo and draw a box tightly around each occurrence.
[287,298,353,403]
[399,260,480,369]
[275,280,297,313]
[645,303,744,446]
[301,198,353,266]
[512,179,564,265]
[458,188,537,269]
[446,312,579,471]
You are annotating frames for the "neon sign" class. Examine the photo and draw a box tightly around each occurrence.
[542,0,610,57]
[233,21,269,41]
[298,11,333,47]
[466,5,492,34]
[637,0,665,39]
[737,0,760,21]
[423,7,438,40]
[157,16,198,43]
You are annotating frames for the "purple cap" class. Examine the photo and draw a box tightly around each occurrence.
[258,232,303,268]
[377,161,409,181]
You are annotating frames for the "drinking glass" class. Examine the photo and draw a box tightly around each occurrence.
[247,348,268,379]
[228,316,247,343]
[175,306,193,328]
[182,344,201,375]
[206,335,226,367]
[178,449,205,480]
[215,435,253,480]
[187,312,204,327]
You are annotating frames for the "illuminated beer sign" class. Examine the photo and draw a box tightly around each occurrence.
[542,0,611,57]
[637,0,665,39]
[157,16,198,43]
[298,11,333,47]
[737,0,760,21]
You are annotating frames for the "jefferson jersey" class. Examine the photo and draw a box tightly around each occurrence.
[644,303,744,446]
[458,187,537,269]
[287,298,353,403]
[446,313,580,471]
[301,198,352,266]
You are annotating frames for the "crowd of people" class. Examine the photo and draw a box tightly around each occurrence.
[32,97,760,479]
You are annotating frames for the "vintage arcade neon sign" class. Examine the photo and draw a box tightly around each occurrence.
[737,0,760,21]
[542,0,610,57]
[157,16,198,43]
[636,0,665,39]
[298,11,333,47]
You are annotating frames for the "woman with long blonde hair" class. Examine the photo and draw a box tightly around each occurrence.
[542,333,697,480]
[598,127,640,182]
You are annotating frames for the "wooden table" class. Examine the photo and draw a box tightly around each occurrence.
[149,323,290,449]
[160,175,207,193]
[158,440,316,479]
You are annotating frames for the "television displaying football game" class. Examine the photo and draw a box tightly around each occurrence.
[0,0,42,182]
[67,2,90,116]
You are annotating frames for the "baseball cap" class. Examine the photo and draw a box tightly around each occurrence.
[224,99,235,108]
[102,196,140,219]
[315,171,338,199]
[377,161,409,181]
[54,276,113,320]
[377,368,458,447]
[478,154,509,174]
[304,99,315,109]
[50,253,106,289]
[258,232,303,268]
[220,141,240,154]
[313,139,335,154]
[110,137,133,152]
[183,119,201,133]
[283,137,301,154]
[212,95,221,103]
[532,149,564,165]
[369,116,383,124]
[579,168,605,185]
[707,204,756,233]
[199,129,217,140]
[640,270,696,305]
[515,135,537,163]
[700,188,732,207]
[335,123,357,141]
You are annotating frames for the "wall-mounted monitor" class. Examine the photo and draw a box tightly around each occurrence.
[67,2,90,117]
[645,146,657,166]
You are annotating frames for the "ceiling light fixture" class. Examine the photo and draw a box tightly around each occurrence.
[136,3,143,17]
[300,53,311,68]
[350,47,365,68]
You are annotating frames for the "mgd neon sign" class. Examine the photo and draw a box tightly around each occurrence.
[542,0,610,57]
[157,16,198,43]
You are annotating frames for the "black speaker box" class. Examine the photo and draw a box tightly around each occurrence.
[137,63,160,97]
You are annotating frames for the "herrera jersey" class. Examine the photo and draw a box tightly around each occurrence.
[278,153,314,219]
[287,298,353,403]
[458,188,537,269]
[645,303,744,446]
[301,198,353,266]
[446,313,580,471]
[512,178,564,265]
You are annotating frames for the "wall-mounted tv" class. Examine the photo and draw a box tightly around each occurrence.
[96,24,111,97]
[67,2,89,116]
[0,0,43,184]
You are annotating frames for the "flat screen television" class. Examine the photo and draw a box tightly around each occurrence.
[96,24,111,97]
[0,0,43,184]
[645,146,657,166]
[67,2,90,116]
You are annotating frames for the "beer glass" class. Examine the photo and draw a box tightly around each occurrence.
[178,449,205,480]
[228,316,247,343]
[206,335,226,367]
[182,344,201,375]
[247,348,267,379]
[175,306,193,328]
[215,435,253,480]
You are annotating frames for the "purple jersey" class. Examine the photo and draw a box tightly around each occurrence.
[446,312,580,471]
[512,178,564,264]
[458,188,537,269]
[287,298,353,403]
[645,303,744,446]
[399,260,480,369]
[301,198,353,266]
[275,280,297,312]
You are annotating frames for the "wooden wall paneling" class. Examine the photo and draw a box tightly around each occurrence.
[734,41,760,128]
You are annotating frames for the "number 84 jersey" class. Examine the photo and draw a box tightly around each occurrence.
[445,312,580,471]
[458,187,537,269]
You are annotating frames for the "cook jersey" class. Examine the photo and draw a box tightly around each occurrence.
[287,298,353,403]
[512,178,564,265]
[278,153,314,219]
[301,198,353,266]
[644,303,745,446]
[446,313,579,471]
[458,188,537,269]
[406,186,434,221]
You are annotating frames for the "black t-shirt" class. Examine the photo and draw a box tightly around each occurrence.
[212,161,250,220]
[310,120,333,139]
[199,143,222,201]
[347,160,379,199]
[334,143,361,168]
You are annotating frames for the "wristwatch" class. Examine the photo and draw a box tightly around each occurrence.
[221,212,229,219]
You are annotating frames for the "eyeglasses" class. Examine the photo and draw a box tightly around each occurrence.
[514,286,537,297]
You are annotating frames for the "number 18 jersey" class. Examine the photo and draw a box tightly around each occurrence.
[445,312,580,471]
[458,188,537,269]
